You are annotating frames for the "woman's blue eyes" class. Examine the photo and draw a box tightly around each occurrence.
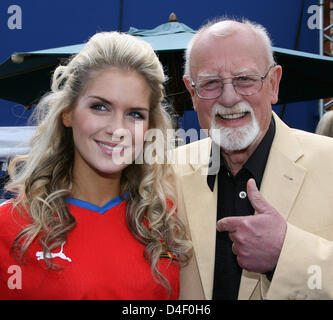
[90,104,145,120]
[91,104,108,111]
[127,112,145,120]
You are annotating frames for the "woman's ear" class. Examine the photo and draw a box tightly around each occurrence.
[62,109,73,128]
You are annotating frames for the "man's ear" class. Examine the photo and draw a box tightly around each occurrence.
[62,109,73,128]
[183,75,198,112]
[270,65,282,105]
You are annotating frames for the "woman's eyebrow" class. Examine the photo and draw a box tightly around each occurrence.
[87,95,111,105]
[128,107,149,112]
[88,95,149,112]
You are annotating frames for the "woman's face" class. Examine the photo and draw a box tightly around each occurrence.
[62,68,151,177]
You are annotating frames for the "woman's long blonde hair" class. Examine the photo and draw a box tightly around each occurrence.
[6,32,191,295]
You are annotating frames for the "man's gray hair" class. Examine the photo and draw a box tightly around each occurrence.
[315,111,333,138]
[184,17,276,78]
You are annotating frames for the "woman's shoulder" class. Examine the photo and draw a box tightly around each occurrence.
[0,200,30,239]
[0,200,14,218]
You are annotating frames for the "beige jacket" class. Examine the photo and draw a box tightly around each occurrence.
[174,113,333,300]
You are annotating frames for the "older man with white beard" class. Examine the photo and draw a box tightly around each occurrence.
[175,18,333,300]
[210,102,261,152]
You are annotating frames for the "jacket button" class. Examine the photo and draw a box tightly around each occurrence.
[239,191,247,199]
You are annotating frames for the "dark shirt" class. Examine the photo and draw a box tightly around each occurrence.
[207,117,275,300]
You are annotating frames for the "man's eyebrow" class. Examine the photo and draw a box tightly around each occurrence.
[197,73,220,79]
[234,68,258,75]
[197,68,259,79]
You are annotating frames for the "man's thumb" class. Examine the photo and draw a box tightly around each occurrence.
[247,178,272,214]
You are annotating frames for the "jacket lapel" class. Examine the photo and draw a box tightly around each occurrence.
[260,115,306,221]
[180,140,218,299]
[238,113,307,299]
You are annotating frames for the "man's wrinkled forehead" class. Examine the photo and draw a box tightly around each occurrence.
[207,20,247,37]
[194,21,252,49]
[190,23,268,77]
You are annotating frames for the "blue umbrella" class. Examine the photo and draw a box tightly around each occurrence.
[0,17,195,109]
[0,16,333,109]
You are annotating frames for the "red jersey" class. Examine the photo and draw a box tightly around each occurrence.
[0,196,179,299]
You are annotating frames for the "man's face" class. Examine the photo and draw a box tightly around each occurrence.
[184,26,282,152]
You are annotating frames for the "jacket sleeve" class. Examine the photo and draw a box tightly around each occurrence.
[263,222,333,299]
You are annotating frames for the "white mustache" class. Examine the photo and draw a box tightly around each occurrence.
[212,102,253,118]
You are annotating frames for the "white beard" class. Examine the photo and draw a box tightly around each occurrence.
[209,102,261,152]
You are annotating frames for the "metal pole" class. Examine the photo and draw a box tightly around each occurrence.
[319,0,324,118]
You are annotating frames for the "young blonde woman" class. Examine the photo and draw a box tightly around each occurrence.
[0,32,191,299]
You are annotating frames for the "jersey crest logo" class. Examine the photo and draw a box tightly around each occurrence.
[36,241,72,262]
[159,240,177,261]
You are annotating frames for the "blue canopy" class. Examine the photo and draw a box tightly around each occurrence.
[0,21,333,107]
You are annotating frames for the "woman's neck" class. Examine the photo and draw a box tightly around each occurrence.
[70,163,122,207]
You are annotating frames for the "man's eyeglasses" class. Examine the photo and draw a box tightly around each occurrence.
[190,64,276,100]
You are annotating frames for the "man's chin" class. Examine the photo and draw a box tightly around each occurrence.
[210,125,260,152]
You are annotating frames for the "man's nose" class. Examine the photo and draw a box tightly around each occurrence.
[217,82,242,107]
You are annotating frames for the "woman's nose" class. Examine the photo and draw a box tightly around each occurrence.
[105,114,127,141]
